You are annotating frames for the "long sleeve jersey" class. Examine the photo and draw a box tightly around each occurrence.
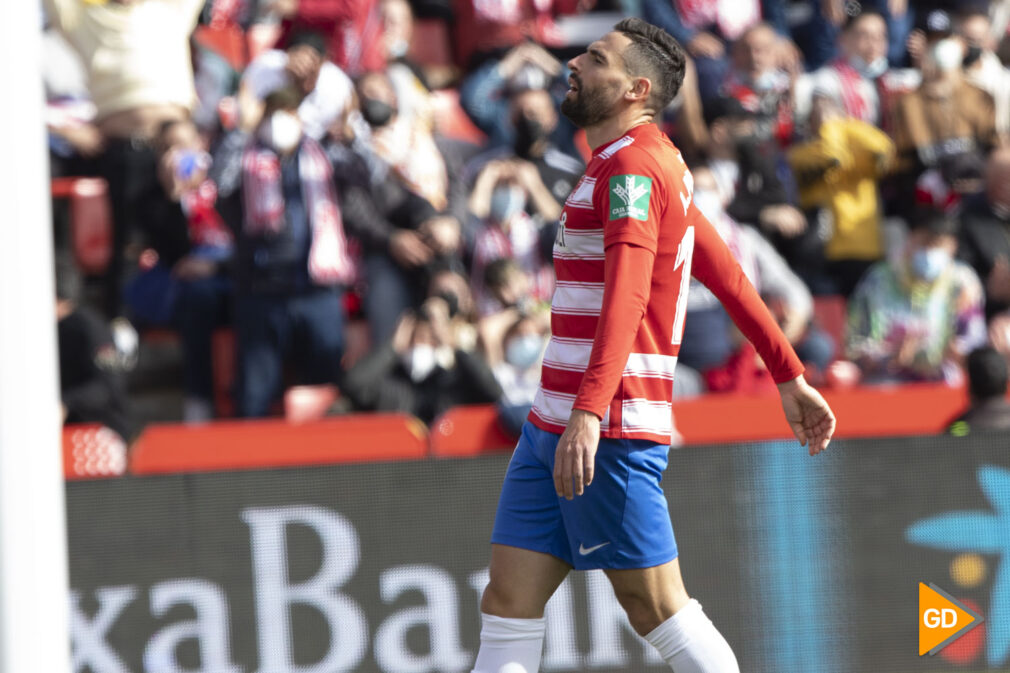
[529,123,804,444]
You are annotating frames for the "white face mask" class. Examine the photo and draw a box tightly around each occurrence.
[692,189,724,223]
[402,343,437,382]
[504,334,544,370]
[261,111,302,154]
[931,38,964,73]
[850,54,888,79]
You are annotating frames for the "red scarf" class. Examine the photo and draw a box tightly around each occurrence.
[181,180,232,250]
[831,59,873,123]
[240,139,354,286]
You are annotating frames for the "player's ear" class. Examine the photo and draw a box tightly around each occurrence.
[626,76,651,103]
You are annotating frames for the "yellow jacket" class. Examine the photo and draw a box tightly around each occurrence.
[788,118,895,261]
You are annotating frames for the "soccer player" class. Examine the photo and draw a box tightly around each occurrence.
[471,18,837,673]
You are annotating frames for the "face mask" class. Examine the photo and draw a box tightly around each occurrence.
[513,116,548,158]
[402,343,437,382]
[849,54,888,79]
[361,98,394,127]
[911,247,952,281]
[963,45,984,68]
[932,39,964,72]
[692,189,723,223]
[261,112,302,154]
[505,334,544,370]
[490,185,526,223]
[752,71,778,92]
[387,38,409,59]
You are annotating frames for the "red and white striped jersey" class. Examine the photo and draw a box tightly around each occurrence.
[528,123,803,444]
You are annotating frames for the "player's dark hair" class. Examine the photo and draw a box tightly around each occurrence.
[967,346,1008,400]
[613,17,686,114]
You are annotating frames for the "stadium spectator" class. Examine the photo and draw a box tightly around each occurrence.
[493,313,549,435]
[239,31,355,141]
[379,0,433,126]
[273,0,385,76]
[325,100,463,345]
[956,7,1010,144]
[463,85,584,209]
[703,96,809,268]
[427,265,479,352]
[451,0,562,71]
[121,119,233,423]
[468,160,557,317]
[947,345,1010,434]
[459,42,575,155]
[890,34,997,182]
[56,255,134,442]
[475,258,551,365]
[356,70,464,220]
[959,148,1010,320]
[43,0,204,332]
[342,295,502,422]
[788,94,896,295]
[682,167,832,388]
[213,87,354,417]
[795,9,920,132]
[846,210,986,385]
[640,0,794,103]
[721,22,795,148]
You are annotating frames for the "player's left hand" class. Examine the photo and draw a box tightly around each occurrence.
[777,375,836,456]
[554,409,600,500]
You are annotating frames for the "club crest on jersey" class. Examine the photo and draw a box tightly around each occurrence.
[609,174,652,221]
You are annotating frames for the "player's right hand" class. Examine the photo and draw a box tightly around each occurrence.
[554,409,600,500]
[777,375,836,456]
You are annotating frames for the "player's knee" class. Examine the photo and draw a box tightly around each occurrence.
[480,580,543,619]
[614,588,678,636]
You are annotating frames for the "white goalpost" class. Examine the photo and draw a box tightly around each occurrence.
[0,1,72,671]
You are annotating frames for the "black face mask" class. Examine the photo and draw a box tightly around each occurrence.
[361,98,394,127]
[513,116,548,159]
[964,45,984,68]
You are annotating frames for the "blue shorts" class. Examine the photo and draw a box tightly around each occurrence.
[491,421,678,570]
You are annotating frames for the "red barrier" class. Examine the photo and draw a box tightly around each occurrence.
[130,413,429,475]
[674,383,966,446]
[430,405,516,457]
[52,177,112,275]
[62,384,974,477]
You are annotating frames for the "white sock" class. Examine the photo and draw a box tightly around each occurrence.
[644,598,740,673]
[471,613,546,673]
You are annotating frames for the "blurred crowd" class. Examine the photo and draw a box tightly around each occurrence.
[43,0,1010,441]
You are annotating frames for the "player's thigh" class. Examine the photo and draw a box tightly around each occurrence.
[481,543,572,619]
[604,558,692,635]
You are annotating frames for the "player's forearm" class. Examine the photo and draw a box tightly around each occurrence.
[572,243,654,418]
[693,219,805,383]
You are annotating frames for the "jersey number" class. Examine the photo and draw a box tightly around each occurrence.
[671,225,695,346]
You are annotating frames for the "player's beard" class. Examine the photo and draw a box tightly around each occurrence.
[561,77,623,128]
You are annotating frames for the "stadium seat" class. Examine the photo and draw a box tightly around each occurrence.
[429,404,516,456]
[130,412,429,474]
[409,18,452,67]
[51,177,112,275]
[212,328,235,418]
[813,295,848,354]
[430,89,487,145]
[62,424,127,480]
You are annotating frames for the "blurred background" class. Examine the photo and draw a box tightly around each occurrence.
[39,0,1010,670]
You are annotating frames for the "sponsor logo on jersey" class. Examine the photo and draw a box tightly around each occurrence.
[608,174,652,221]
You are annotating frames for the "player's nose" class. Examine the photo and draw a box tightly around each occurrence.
[567,54,580,72]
